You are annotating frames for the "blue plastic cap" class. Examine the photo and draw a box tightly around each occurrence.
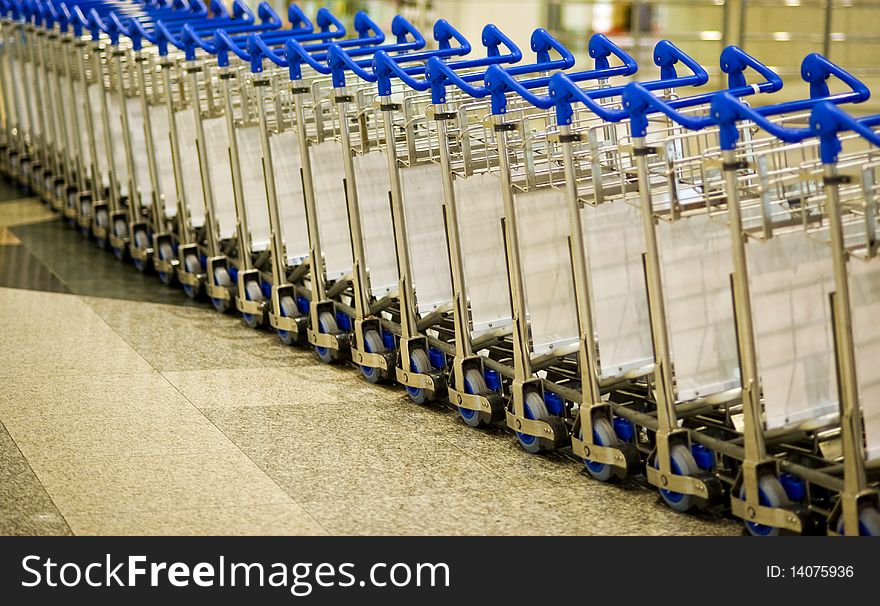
[810,102,844,164]
[710,91,745,151]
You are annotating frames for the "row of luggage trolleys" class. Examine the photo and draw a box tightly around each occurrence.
[2,0,879,535]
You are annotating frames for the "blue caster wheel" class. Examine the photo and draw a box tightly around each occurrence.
[405,348,432,404]
[359,329,385,383]
[277,296,299,345]
[94,209,109,249]
[315,311,339,363]
[182,254,201,299]
[112,219,127,260]
[580,418,617,482]
[133,231,150,273]
[655,445,700,512]
[211,267,232,313]
[740,475,791,536]
[459,369,489,428]
[836,506,880,536]
[157,242,175,285]
[241,281,264,328]
[516,392,550,454]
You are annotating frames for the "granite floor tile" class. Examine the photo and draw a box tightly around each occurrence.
[0,179,28,202]
[10,220,201,307]
[161,366,360,411]
[0,422,72,536]
[306,487,741,536]
[201,404,506,503]
[0,226,21,244]
[27,449,295,516]
[0,370,180,417]
[3,403,232,461]
[82,296,297,371]
[65,503,327,536]
[0,287,152,380]
[0,197,56,227]
[0,243,69,293]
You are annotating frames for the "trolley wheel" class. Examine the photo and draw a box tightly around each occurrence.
[133,230,149,272]
[835,505,880,536]
[277,295,299,345]
[580,417,618,482]
[740,475,792,536]
[211,266,232,313]
[405,348,433,404]
[315,311,339,363]
[157,242,175,285]
[359,329,385,383]
[656,444,700,513]
[516,392,550,454]
[112,218,127,260]
[79,200,91,237]
[182,253,201,299]
[241,280,264,328]
[459,369,489,428]
[94,208,109,249]
[854,506,880,536]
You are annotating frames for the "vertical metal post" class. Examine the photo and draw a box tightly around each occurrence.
[823,163,867,536]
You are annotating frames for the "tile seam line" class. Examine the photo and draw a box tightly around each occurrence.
[0,418,75,536]
[72,294,329,533]
[156,367,332,536]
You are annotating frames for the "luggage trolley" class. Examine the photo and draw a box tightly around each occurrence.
[280,18,438,364]
[14,3,63,196]
[21,2,58,201]
[484,41,741,467]
[33,2,74,215]
[54,0,216,231]
[320,24,529,394]
[366,25,532,403]
[4,1,38,190]
[0,0,28,180]
[95,1,282,263]
[43,2,88,225]
[802,104,880,535]
[54,4,103,237]
[406,31,584,423]
[110,1,236,272]
[616,53,872,530]
[149,6,320,288]
[150,2,291,303]
[111,0,271,286]
[214,11,400,341]
[194,8,378,328]
[533,49,793,510]
[374,33,629,414]
[689,92,879,534]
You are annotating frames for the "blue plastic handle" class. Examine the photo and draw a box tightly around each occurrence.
[284,15,425,81]
[810,102,880,163]
[696,54,868,150]
[372,23,523,96]
[485,33,634,114]
[287,4,311,35]
[209,0,228,19]
[550,39,710,126]
[328,18,469,87]
[425,28,578,105]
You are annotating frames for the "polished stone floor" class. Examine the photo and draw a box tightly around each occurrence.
[0,187,741,536]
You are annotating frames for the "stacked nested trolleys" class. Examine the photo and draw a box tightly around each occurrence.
[1,0,878,535]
